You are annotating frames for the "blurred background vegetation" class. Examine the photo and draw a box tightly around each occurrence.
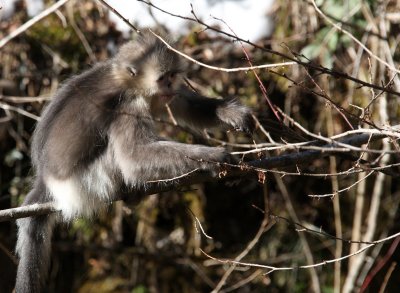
[1,0,400,292]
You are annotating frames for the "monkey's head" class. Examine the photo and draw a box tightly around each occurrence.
[112,32,184,100]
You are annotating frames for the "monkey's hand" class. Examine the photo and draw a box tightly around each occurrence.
[216,99,255,134]
[190,146,238,177]
[116,142,239,185]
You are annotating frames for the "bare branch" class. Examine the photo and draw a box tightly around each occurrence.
[200,231,400,273]
[149,29,296,72]
[0,203,58,222]
[1,128,396,222]
[0,102,40,121]
[310,0,400,74]
[96,0,140,33]
[135,0,400,97]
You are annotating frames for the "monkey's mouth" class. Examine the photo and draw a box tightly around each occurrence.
[159,93,176,100]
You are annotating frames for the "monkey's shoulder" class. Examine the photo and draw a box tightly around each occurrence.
[56,61,115,100]
[42,61,124,123]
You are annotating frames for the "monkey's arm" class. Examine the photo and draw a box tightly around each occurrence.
[112,138,229,185]
[152,87,253,132]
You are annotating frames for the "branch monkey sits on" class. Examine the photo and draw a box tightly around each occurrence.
[15,32,252,293]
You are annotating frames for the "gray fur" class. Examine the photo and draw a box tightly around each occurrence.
[15,32,252,292]
[16,181,55,293]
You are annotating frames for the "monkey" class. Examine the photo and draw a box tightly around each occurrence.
[15,32,252,293]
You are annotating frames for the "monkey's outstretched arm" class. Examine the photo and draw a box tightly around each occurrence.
[112,139,229,185]
[154,87,253,133]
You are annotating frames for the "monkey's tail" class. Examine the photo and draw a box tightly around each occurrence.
[15,180,56,293]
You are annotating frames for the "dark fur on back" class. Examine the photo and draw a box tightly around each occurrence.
[15,32,252,293]
[32,61,120,178]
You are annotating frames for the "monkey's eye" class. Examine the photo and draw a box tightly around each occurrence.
[126,66,137,77]
[157,75,165,82]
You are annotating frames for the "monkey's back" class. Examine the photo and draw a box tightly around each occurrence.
[31,61,121,179]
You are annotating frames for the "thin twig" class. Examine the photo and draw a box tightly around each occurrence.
[0,95,51,103]
[200,231,400,272]
[96,0,140,33]
[378,262,397,293]
[310,0,400,74]
[308,171,374,198]
[149,30,296,72]
[136,0,400,97]
[0,102,40,121]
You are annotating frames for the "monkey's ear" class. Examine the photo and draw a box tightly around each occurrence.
[126,66,137,77]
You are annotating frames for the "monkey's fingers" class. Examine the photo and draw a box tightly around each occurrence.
[234,113,256,135]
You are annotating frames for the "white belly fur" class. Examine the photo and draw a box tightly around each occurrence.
[45,156,117,221]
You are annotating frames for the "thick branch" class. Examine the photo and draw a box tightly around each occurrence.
[0,203,58,222]
[0,130,395,222]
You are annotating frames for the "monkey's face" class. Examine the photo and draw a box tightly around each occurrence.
[112,36,184,99]
[118,57,182,101]
[155,70,181,99]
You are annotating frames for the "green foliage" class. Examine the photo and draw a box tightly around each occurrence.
[300,0,367,68]
[132,285,149,293]
[70,218,96,241]
[322,285,335,293]
[27,15,86,64]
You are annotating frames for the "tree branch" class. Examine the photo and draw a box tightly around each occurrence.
[0,129,396,222]
[0,202,58,222]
